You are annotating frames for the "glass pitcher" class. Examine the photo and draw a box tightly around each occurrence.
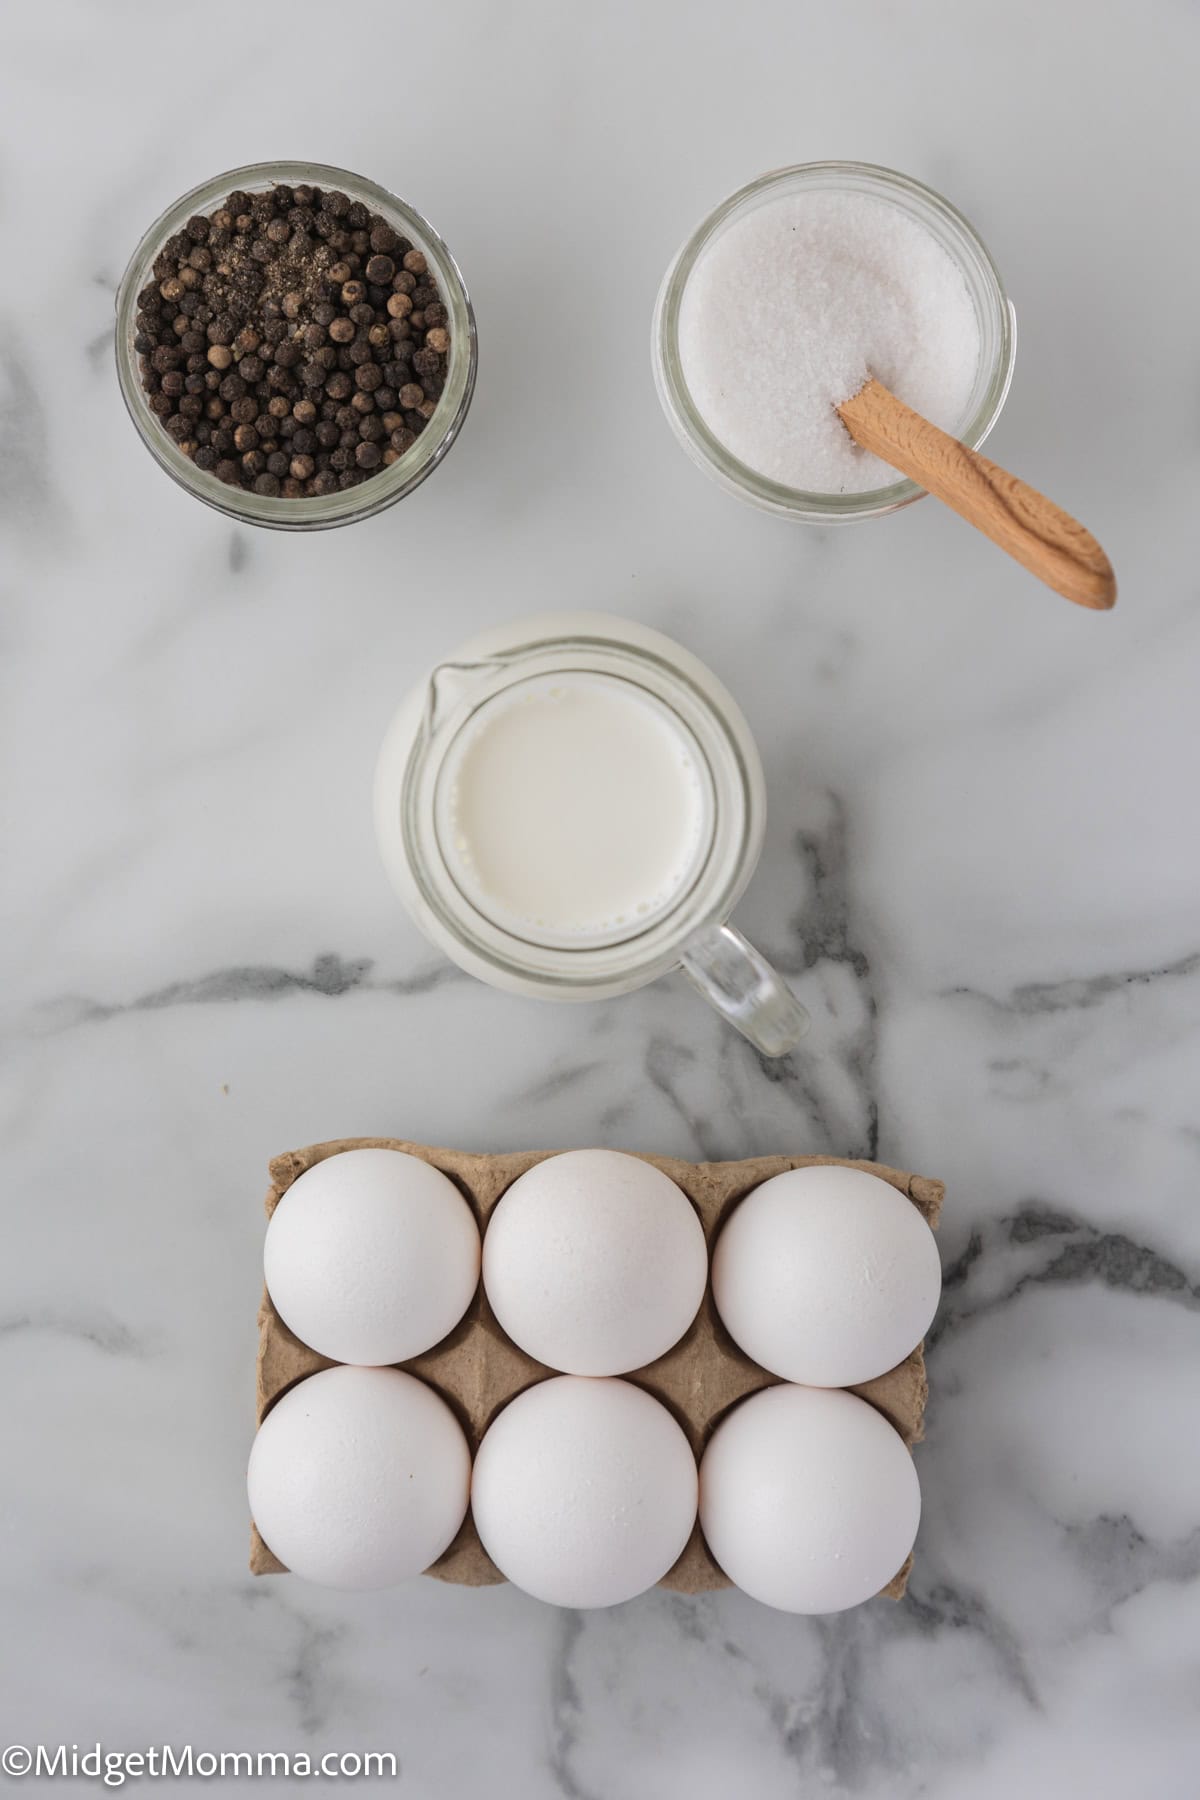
[373,612,808,1056]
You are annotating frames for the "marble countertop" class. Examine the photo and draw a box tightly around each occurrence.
[3,1,1198,1794]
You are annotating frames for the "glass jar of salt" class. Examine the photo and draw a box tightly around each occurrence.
[652,162,1016,522]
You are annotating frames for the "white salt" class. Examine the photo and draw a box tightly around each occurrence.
[677,189,981,495]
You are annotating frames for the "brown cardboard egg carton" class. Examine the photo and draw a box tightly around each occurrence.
[251,1138,944,1599]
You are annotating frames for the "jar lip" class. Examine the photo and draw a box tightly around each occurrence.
[385,623,767,995]
[652,160,1016,522]
[430,669,719,955]
[114,159,477,531]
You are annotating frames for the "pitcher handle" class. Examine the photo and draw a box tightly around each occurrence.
[678,922,809,1057]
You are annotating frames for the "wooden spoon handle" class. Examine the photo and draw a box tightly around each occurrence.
[837,379,1116,611]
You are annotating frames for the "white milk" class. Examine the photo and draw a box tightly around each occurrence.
[436,673,711,945]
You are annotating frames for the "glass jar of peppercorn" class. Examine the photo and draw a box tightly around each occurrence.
[115,161,476,530]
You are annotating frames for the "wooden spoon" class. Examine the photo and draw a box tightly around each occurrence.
[837,379,1116,611]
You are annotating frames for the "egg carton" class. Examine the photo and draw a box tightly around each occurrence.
[251,1138,943,1599]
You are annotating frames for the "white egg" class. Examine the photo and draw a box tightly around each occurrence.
[711,1164,941,1386]
[471,1376,698,1607]
[264,1148,480,1365]
[248,1366,470,1590]
[482,1149,707,1375]
[700,1383,920,1613]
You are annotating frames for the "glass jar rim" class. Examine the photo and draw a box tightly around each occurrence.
[114,159,477,531]
[652,160,1017,522]
[378,617,767,998]
[430,669,719,953]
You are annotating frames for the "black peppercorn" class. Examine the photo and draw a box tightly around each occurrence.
[135,182,451,497]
